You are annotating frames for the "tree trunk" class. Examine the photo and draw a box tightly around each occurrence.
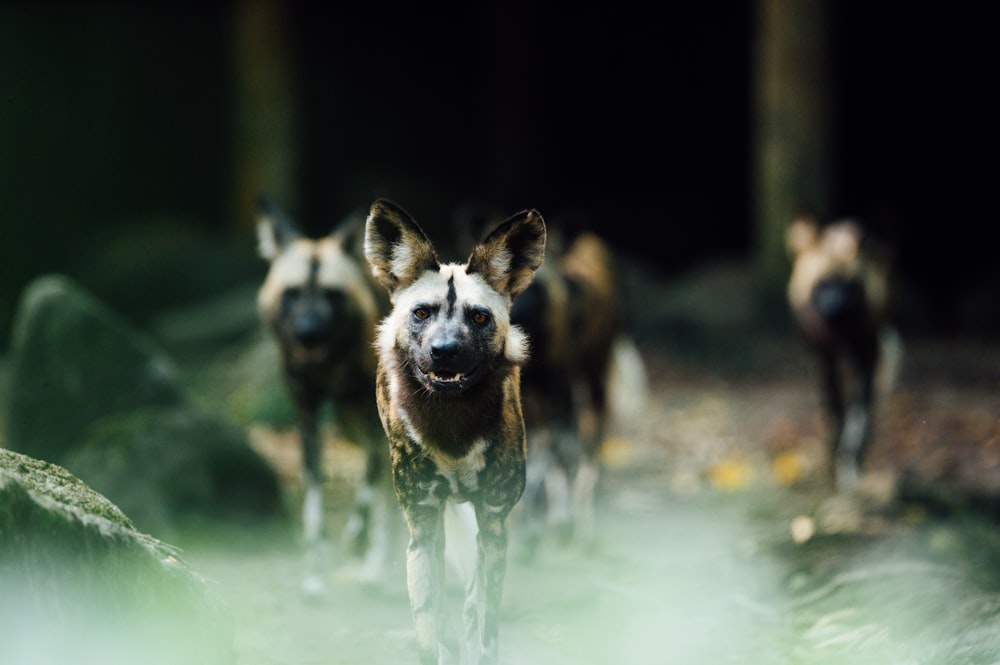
[752,0,831,310]
[230,0,300,233]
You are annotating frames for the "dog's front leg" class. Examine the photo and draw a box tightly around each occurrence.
[295,403,328,594]
[403,501,459,665]
[816,350,846,485]
[836,344,878,493]
[465,503,514,665]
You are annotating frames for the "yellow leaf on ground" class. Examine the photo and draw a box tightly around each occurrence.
[707,458,754,491]
[772,450,805,486]
[598,436,635,468]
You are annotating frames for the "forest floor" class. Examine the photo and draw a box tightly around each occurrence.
[180,317,1000,665]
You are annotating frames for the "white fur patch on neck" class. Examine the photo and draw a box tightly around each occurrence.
[506,324,529,363]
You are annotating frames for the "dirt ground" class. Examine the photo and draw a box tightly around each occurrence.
[180,329,1000,665]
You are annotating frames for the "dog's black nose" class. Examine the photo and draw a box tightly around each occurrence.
[430,338,460,360]
[294,315,326,347]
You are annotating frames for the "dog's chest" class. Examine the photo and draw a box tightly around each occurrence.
[421,438,489,501]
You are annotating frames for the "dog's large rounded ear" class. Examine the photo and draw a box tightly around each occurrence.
[256,194,303,260]
[467,209,546,300]
[331,207,368,259]
[785,213,819,259]
[365,199,440,294]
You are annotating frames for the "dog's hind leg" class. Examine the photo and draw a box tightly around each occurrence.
[517,426,552,559]
[571,355,611,551]
[358,451,401,587]
[545,424,578,544]
[339,411,401,587]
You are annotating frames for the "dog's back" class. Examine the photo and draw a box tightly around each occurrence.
[512,223,626,551]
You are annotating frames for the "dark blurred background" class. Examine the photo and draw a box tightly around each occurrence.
[1,1,996,350]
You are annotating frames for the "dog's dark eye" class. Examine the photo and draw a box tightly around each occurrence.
[281,288,302,305]
[470,310,490,325]
[413,307,430,321]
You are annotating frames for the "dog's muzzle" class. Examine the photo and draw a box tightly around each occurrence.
[415,337,482,392]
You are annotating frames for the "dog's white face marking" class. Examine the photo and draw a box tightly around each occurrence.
[376,263,529,366]
[258,237,378,325]
[786,218,889,328]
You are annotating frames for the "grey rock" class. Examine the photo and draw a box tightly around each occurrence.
[63,405,285,538]
[4,273,186,463]
[0,448,234,665]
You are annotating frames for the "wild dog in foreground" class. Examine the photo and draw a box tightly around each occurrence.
[256,196,397,594]
[785,212,902,493]
[511,222,628,557]
[365,199,545,665]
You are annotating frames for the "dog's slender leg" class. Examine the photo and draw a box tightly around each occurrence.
[466,503,514,665]
[572,456,600,550]
[836,342,878,493]
[403,501,458,665]
[545,426,577,543]
[818,350,845,486]
[519,427,552,559]
[571,362,609,551]
[359,450,399,586]
[341,412,377,555]
[297,404,328,594]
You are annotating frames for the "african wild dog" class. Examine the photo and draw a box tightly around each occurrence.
[512,222,625,557]
[365,198,545,665]
[256,195,397,594]
[785,212,901,493]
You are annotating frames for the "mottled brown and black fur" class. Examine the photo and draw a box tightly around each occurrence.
[365,198,545,665]
[256,195,396,594]
[512,223,625,555]
[786,212,901,493]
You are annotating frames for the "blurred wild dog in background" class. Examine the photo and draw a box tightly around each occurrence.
[515,223,627,555]
[456,206,645,557]
[785,211,902,493]
[256,195,397,594]
[365,199,545,665]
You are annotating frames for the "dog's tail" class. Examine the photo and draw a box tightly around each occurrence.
[443,501,478,589]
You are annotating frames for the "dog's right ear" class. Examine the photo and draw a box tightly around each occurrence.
[256,194,303,261]
[785,212,819,259]
[365,199,440,295]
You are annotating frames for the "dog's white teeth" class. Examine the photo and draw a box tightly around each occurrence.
[429,372,463,383]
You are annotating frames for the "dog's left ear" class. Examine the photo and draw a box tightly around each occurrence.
[468,209,547,300]
[365,199,441,295]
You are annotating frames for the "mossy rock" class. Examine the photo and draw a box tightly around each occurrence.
[0,448,234,665]
[62,405,286,539]
[4,273,186,464]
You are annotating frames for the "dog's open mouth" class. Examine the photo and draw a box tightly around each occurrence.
[292,344,329,365]
[419,365,480,391]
